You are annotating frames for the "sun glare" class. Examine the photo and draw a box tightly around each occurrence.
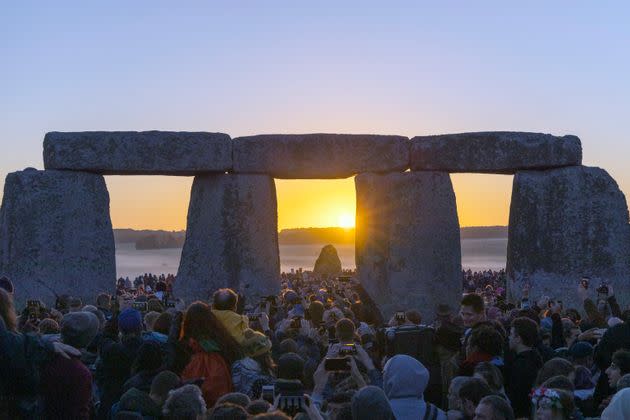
[338,213,355,229]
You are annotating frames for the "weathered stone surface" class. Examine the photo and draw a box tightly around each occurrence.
[410,132,581,173]
[176,174,280,303]
[0,168,115,307]
[44,131,232,175]
[233,134,409,178]
[313,244,342,277]
[355,172,462,321]
[507,166,630,308]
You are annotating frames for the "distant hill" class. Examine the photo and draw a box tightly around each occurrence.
[114,226,507,249]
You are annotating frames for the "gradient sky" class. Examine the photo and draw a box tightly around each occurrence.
[2,2,629,231]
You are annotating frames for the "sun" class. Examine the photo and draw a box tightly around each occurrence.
[337,213,355,229]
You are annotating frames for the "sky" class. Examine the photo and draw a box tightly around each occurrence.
[1,2,629,231]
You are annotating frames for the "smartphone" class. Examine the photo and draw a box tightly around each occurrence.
[261,385,275,403]
[132,302,148,312]
[325,357,351,371]
[247,313,260,322]
[339,344,357,356]
[395,311,406,322]
[581,278,590,289]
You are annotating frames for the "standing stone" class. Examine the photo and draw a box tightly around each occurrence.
[176,174,280,303]
[355,172,461,321]
[410,132,581,173]
[313,244,342,277]
[0,168,115,307]
[44,131,232,175]
[507,166,630,307]
[233,134,410,178]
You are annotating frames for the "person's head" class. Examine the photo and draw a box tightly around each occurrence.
[278,338,299,355]
[459,378,493,418]
[530,387,574,420]
[541,375,574,392]
[144,311,161,332]
[216,392,251,408]
[60,311,99,349]
[509,317,539,352]
[96,293,111,309]
[133,340,163,374]
[383,354,431,420]
[448,376,472,411]
[461,294,485,328]
[568,341,594,367]
[82,305,105,329]
[468,325,503,358]
[536,358,576,387]
[0,276,14,295]
[405,310,422,325]
[246,400,271,416]
[38,318,60,334]
[277,352,304,381]
[153,311,173,335]
[473,362,504,393]
[149,370,181,406]
[207,403,248,420]
[147,298,164,313]
[606,349,630,388]
[181,301,242,363]
[162,384,206,419]
[251,412,291,420]
[212,288,238,311]
[351,386,395,420]
[118,307,143,336]
[0,288,17,331]
[473,395,515,420]
[68,297,83,312]
[335,318,356,343]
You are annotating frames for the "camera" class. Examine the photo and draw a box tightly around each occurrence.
[132,301,148,312]
[395,311,406,323]
[261,385,275,403]
[247,313,260,322]
[581,277,590,289]
[596,283,609,295]
[324,357,351,372]
[274,380,307,416]
[339,343,357,356]
[291,316,302,329]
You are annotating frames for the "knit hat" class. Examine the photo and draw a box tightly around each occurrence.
[242,329,272,357]
[569,341,594,359]
[119,308,143,334]
[61,311,99,348]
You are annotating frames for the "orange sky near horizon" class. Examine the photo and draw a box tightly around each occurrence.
[106,173,513,231]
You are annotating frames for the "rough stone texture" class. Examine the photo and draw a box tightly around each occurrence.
[507,166,630,308]
[176,174,280,303]
[313,244,342,277]
[0,168,115,307]
[410,132,582,173]
[44,131,232,175]
[355,172,462,321]
[233,134,410,178]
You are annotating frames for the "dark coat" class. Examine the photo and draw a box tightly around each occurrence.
[41,354,93,419]
[504,348,543,418]
[593,322,630,406]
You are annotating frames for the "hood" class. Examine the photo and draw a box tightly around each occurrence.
[602,388,630,419]
[383,354,429,400]
[212,309,249,343]
[118,387,162,416]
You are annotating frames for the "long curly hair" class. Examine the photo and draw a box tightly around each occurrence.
[181,301,242,364]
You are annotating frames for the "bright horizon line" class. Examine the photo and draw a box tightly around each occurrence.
[112,224,509,231]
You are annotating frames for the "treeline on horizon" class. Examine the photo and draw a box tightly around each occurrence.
[113,226,508,249]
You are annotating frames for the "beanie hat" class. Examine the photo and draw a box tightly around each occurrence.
[277,352,305,380]
[569,341,594,359]
[61,311,99,348]
[242,329,272,357]
[119,308,143,334]
[0,276,13,294]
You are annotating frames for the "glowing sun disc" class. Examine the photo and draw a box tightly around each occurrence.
[338,213,355,228]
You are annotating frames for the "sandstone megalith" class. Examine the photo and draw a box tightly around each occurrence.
[355,172,462,320]
[233,134,409,178]
[313,244,342,277]
[507,166,630,307]
[0,168,115,306]
[176,174,280,303]
[44,131,232,175]
[411,132,581,173]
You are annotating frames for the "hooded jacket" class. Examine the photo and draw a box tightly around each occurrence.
[212,309,250,344]
[383,355,446,420]
[352,386,395,420]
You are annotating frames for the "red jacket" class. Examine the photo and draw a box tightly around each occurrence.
[181,338,233,407]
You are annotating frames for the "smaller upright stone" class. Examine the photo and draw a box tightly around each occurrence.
[0,169,115,307]
[233,133,410,178]
[313,244,342,277]
[410,132,581,173]
[44,131,232,175]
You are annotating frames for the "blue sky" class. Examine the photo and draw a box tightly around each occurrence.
[1,2,629,229]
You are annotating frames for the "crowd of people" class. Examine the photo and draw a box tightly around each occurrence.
[1,271,630,419]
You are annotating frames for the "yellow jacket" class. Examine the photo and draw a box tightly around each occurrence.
[211,309,250,344]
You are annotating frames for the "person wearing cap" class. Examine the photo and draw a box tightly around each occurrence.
[231,329,275,398]
[40,311,99,419]
[95,307,145,419]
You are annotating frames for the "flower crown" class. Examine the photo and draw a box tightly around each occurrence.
[530,387,563,409]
